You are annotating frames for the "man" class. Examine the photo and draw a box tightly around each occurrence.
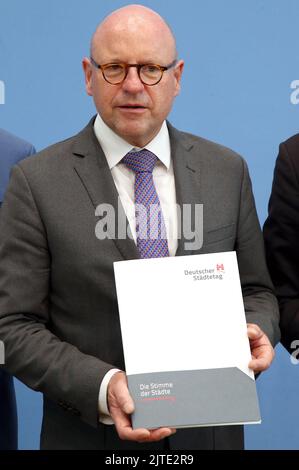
[264,134,299,355]
[0,128,35,450]
[0,5,279,450]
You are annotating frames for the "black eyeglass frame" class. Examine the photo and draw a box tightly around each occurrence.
[90,57,178,86]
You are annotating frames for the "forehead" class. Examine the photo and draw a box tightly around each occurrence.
[93,23,174,63]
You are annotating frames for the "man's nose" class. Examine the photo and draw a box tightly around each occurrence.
[121,66,144,93]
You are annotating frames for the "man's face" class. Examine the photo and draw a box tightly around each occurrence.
[83,24,184,147]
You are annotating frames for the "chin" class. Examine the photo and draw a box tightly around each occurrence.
[118,124,149,143]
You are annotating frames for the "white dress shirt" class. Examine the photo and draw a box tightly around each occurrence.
[94,114,178,422]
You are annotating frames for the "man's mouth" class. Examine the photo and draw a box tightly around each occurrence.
[119,104,147,108]
[117,105,148,113]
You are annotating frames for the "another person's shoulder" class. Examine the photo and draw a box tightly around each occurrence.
[281,132,299,158]
[0,128,35,162]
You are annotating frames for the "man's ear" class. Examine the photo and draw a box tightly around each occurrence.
[82,57,93,96]
[174,60,184,97]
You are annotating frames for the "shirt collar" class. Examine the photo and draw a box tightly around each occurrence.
[93,114,171,170]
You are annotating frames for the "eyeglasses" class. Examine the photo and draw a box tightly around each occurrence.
[90,57,177,86]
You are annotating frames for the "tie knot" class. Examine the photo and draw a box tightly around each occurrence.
[122,149,158,174]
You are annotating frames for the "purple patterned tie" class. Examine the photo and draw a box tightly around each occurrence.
[122,149,169,258]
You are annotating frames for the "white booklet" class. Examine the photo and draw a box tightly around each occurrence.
[113,251,261,429]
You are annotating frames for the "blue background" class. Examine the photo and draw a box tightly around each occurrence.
[1,0,298,449]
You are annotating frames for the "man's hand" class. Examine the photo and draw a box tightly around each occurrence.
[247,323,275,372]
[107,371,176,443]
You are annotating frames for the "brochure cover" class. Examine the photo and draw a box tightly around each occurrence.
[113,251,261,429]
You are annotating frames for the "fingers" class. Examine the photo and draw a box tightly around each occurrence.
[247,323,263,340]
[142,428,177,443]
[113,405,176,442]
[249,354,273,372]
[108,371,134,415]
[107,371,176,442]
[114,382,135,415]
[247,324,275,372]
[112,403,151,442]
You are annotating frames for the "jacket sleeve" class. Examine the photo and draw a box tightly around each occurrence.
[264,142,299,353]
[236,159,280,347]
[0,164,115,428]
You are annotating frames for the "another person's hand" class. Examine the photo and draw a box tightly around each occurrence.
[107,371,176,442]
[247,323,275,372]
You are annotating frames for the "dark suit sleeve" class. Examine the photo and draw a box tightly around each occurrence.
[0,369,18,450]
[0,165,116,428]
[264,142,299,353]
[236,159,280,346]
[0,134,35,449]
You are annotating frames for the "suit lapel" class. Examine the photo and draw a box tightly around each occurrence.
[72,117,139,261]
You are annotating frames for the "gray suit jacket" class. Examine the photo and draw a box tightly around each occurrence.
[0,117,280,450]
